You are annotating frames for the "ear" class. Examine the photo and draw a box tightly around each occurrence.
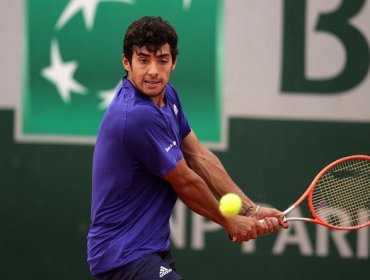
[122,54,131,72]
[171,59,177,71]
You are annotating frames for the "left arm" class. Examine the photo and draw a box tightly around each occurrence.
[182,130,256,214]
[182,130,288,228]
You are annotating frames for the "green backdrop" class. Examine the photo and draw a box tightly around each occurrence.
[1,110,370,279]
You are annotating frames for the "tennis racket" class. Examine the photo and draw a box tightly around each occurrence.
[280,154,370,230]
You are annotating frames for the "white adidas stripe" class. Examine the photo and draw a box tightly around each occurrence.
[159,266,173,278]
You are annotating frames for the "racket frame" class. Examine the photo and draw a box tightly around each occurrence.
[283,155,370,230]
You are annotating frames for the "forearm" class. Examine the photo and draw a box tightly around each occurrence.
[164,160,231,229]
[183,144,258,215]
[164,158,271,240]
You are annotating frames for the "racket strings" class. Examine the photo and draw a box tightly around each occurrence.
[311,158,370,228]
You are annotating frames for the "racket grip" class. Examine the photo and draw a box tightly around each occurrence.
[229,217,281,241]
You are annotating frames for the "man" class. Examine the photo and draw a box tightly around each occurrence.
[87,16,288,279]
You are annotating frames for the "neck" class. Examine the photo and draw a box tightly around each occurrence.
[151,93,166,107]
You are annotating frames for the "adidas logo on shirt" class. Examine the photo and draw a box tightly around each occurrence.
[159,266,173,278]
[173,104,178,116]
[165,141,177,152]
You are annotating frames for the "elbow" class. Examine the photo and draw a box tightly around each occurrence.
[163,160,201,197]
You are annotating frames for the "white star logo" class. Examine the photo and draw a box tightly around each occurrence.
[49,0,191,106]
[183,0,192,10]
[56,0,135,30]
[41,40,87,103]
[97,82,120,110]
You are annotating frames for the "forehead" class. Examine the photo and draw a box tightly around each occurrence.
[134,43,171,56]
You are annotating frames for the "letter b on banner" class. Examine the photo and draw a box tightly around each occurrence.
[281,0,369,93]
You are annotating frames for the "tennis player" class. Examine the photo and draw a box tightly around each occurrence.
[87,16,288,279]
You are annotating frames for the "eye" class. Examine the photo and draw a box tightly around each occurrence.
[138,58,148,64]
[159,59,169,65]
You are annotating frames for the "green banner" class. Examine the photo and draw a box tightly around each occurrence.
[22,0,223,144]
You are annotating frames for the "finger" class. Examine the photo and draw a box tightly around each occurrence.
[261,218,273,233]
[249,231,258,240]
[278,216,289,228]
[262,217,279,233]
[282,220,289,229]
[278,215,286,223]
[256,219,269,235]
[270,217,281,232]
[233,237,243,244]
[234,233,251,243]
[267,217,279,232]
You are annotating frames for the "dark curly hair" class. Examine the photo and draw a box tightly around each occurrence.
[123,16,179,64]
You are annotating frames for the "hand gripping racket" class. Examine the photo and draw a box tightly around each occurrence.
[281,155,370,230]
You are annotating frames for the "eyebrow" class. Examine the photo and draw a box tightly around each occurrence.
[136,52,150,57]
[136,52,170,58]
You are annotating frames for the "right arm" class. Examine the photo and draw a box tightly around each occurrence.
[181,130,288,230]
[124,108,270,240]
[163,158,268,242]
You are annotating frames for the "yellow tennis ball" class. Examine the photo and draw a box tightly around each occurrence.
[219,193,242,217]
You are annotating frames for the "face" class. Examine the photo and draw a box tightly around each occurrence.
[122,44,176,105]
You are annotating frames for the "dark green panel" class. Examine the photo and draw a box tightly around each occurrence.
[1,110,370,279]
[0,110,93,279]
[173,118,370,279]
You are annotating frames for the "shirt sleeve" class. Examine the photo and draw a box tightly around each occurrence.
[124,108,183,177]
[178,104,191,140]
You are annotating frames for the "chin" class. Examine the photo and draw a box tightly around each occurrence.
[143,87,165,96]
[144,91,163,97]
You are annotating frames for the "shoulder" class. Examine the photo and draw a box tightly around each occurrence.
[126,103,165,134]
[165,82,180,99]
[165,83,183,109]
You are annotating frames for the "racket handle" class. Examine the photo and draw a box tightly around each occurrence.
[229,217,281,241]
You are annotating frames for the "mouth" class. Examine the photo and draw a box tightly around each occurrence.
[144,80,161,85]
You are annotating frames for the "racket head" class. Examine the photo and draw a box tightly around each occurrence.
[307,155,370,230]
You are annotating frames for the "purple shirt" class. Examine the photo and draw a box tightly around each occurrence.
[87,78,191,275]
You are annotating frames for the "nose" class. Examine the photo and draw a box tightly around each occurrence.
[148,61,159,76]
